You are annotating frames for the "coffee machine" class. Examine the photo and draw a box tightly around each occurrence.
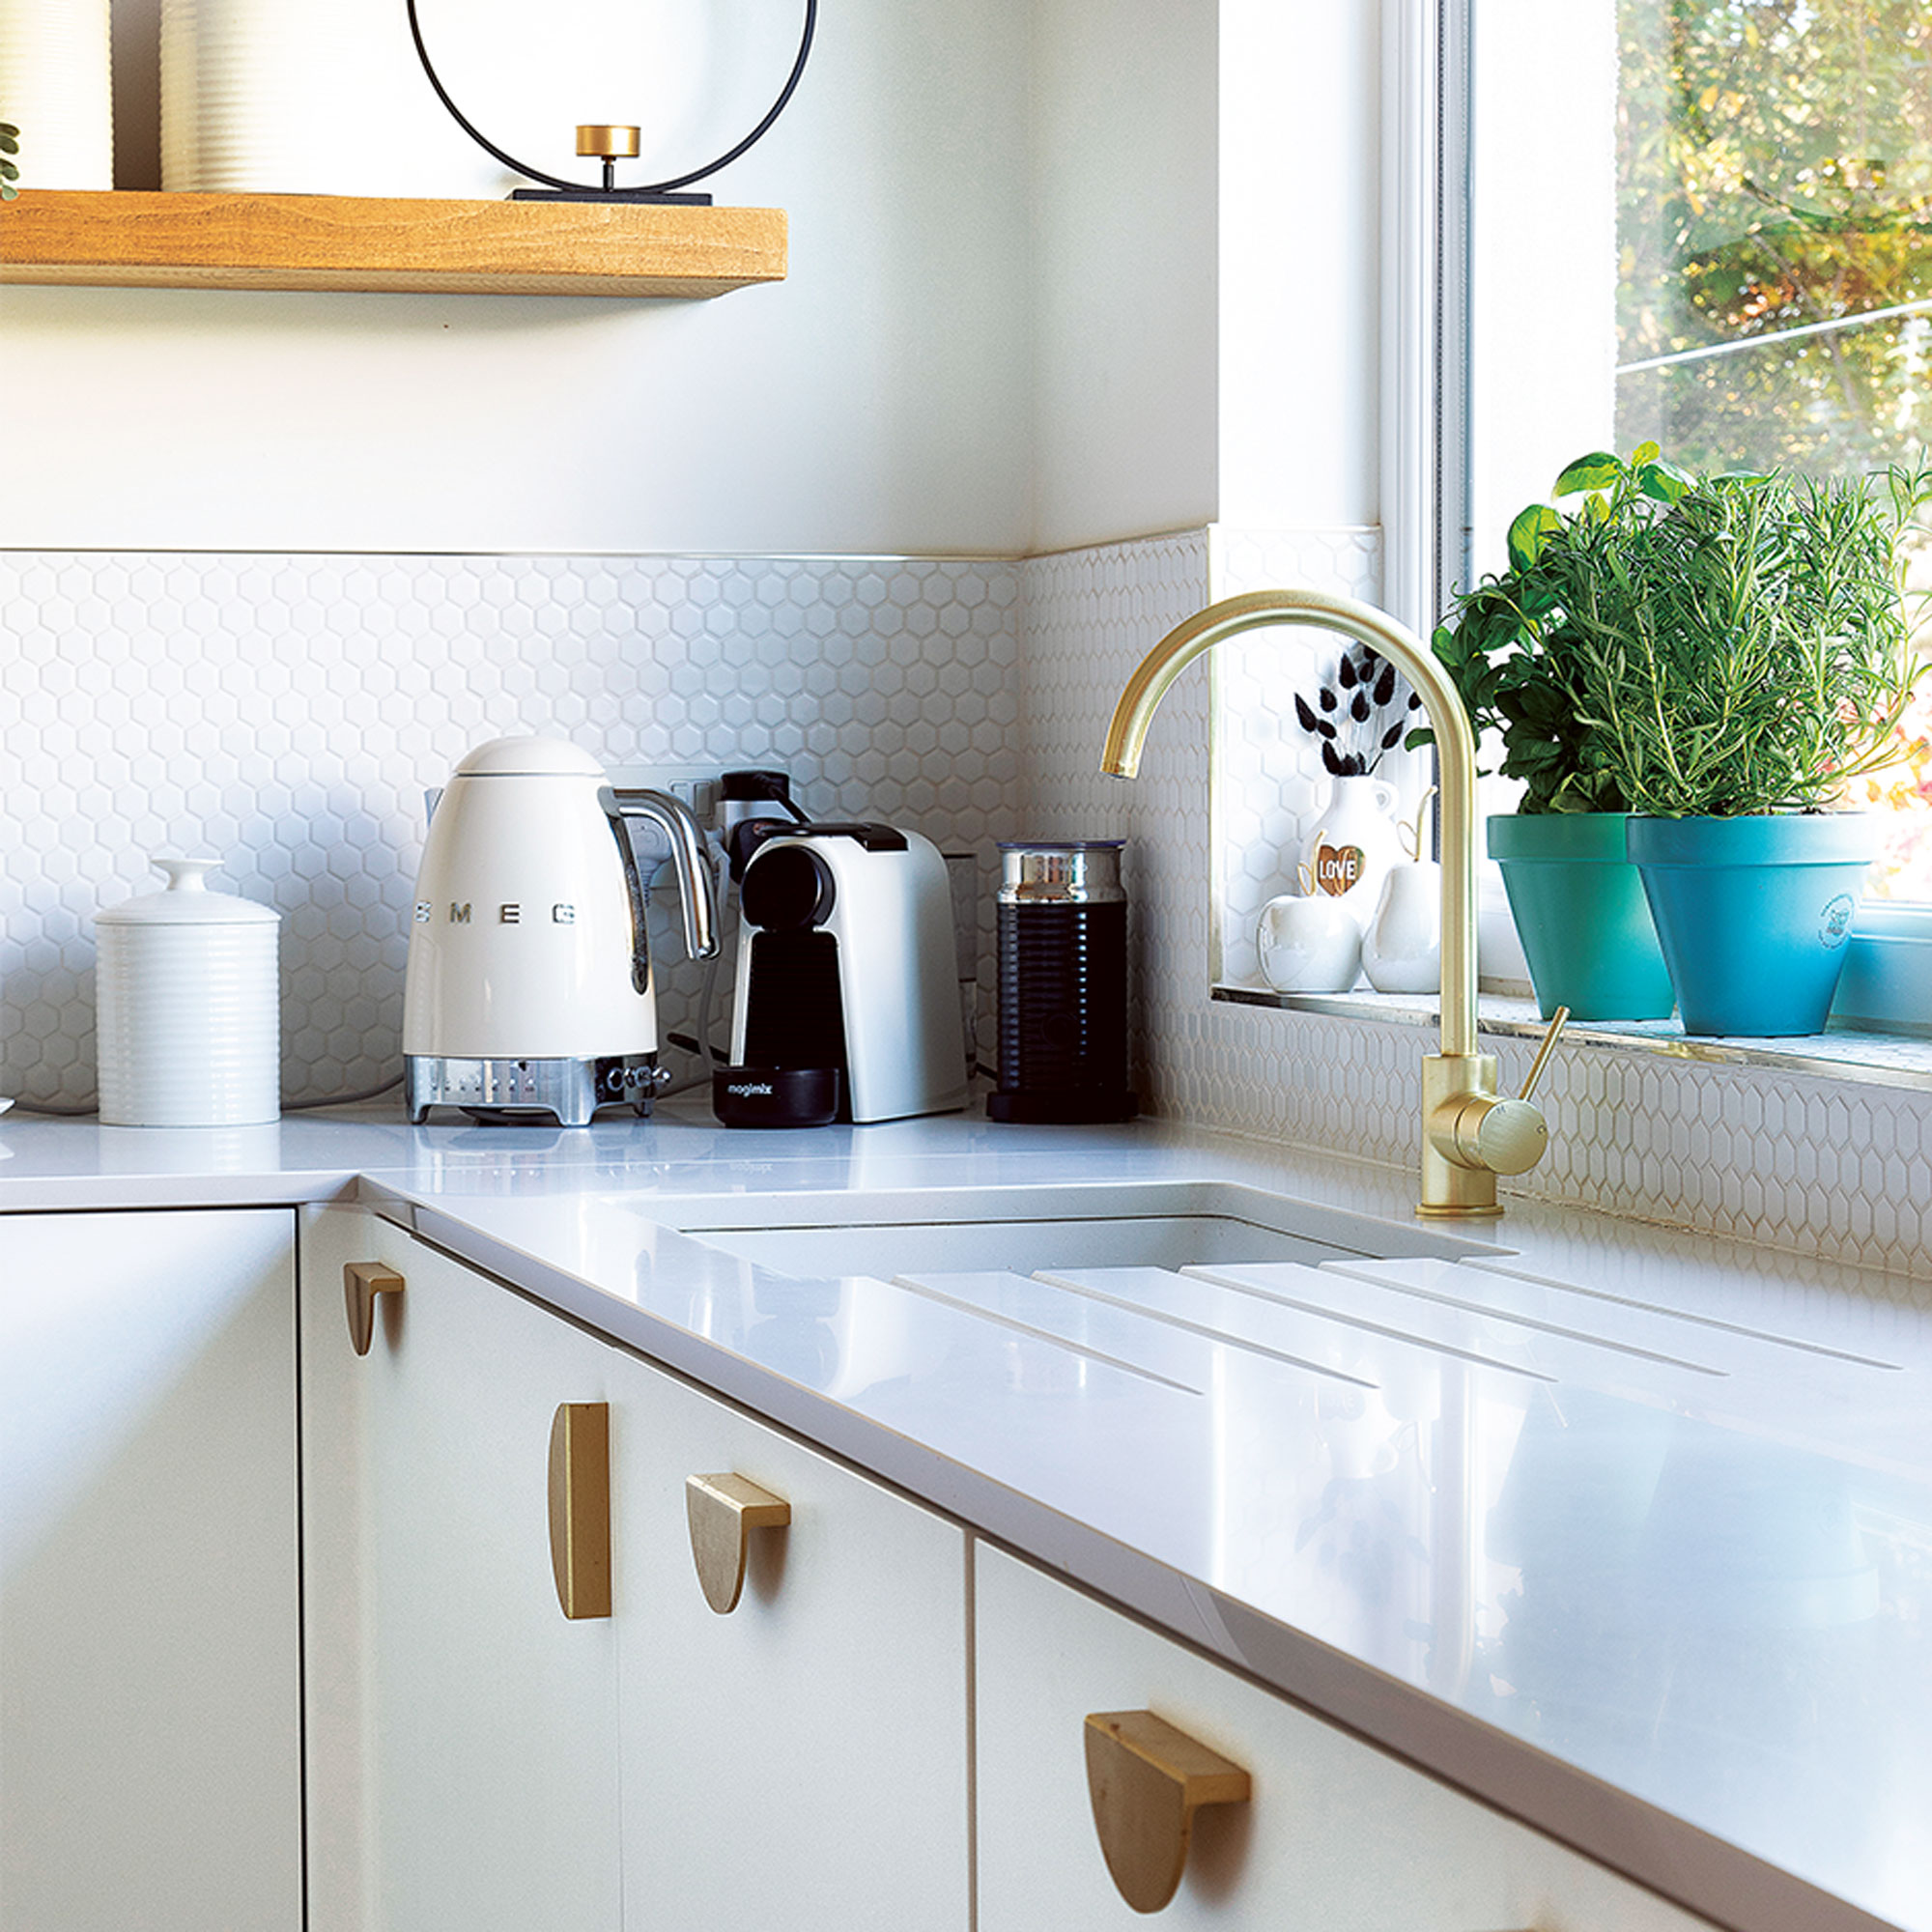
[713,823,967,1127]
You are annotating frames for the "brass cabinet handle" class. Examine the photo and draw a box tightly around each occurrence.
[685,1472,790,1614]
[1083,1710,1251,1914]
[343,1263,404,1356]
[548,1403,612,1620]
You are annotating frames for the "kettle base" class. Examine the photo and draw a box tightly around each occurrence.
[405,1053,665,1128]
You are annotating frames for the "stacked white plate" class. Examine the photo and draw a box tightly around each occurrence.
[97,859,281,1128]
[0,0,114,189]
[159,0,355,191]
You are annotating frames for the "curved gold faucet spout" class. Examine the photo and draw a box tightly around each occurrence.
[1100,587,1558,1219]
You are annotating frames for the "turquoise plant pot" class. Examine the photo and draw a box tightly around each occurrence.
[1625,813,1873,1037]
[1487,812,1675,1022]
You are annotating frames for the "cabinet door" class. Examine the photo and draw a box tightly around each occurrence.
[612,1359,972,1932]
[976,1544,1717,1932]
[0,1207,300,1932]
[301,1209,622,1932]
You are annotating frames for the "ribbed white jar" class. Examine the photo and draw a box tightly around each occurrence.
[0,0,115,189]
[159,0,355,192]
[97,858,281,1128]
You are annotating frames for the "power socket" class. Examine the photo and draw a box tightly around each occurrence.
[603,763,727,827]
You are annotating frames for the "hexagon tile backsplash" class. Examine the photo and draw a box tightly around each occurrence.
[0,551,1021,1108]
[6,536,1932,1284]
[1014,529,1932,1288]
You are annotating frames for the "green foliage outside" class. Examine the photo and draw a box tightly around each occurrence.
[1618,0,1932,476]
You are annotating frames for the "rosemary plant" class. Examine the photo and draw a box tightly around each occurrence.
[1427,444,1930,817]
[1,125,19,201]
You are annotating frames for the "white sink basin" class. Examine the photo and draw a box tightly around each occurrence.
[668,1180,1488,1281]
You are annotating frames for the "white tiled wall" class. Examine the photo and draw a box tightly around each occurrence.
[6,534,1932,1285]
[1016,530,1932,1288]
[0,552,1020,1107]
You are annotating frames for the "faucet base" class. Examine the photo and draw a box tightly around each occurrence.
[1416,1053,1504,1217]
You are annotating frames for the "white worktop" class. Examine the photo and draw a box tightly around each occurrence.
[5,1099,1927,1932]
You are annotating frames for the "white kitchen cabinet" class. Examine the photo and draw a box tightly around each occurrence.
[301,1209,971,1932]
[0,1207,301,1932]
[611,1361,972,1932]
[300,1208,623,1932]
[975,1543,1718,1932]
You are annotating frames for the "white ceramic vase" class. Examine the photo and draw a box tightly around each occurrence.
[160,0,356,191]
[1298,775,1404,934]
[97,858,281,1127]
[0,0,114,188]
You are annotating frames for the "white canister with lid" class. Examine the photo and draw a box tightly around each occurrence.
[97,858,281,1127]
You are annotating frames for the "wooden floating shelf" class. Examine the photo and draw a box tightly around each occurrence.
[0,189,787,298]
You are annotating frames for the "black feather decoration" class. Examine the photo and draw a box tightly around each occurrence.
[1293,647,1419,776]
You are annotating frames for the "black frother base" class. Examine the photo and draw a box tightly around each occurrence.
[986,1089,1138,1124]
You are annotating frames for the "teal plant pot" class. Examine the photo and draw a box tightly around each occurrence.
[1487,812,1674,1022]
[1625,813,1873,1037]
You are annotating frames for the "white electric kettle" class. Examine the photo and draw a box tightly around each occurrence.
[402,735,719,1125]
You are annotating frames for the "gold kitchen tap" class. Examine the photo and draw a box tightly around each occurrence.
[1099,587,1567,1219]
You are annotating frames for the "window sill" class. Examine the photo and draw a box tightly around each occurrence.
[1212,982,1932,1094]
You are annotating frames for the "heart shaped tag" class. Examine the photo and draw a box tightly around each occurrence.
[1313,843,1365,895]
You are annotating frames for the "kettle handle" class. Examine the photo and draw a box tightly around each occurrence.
[604,788,722,971]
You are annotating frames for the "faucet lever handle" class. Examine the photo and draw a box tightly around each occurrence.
[1518,1007,1570,1104]
[1431,1008,1569,1180]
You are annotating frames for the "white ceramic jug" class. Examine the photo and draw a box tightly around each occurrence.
[1296,776,1404,933]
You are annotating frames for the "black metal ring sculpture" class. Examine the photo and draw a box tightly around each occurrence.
[405,0,817,200]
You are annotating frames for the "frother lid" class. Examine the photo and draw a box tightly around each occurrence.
[453,735,605,779]
[998,840,1126,903]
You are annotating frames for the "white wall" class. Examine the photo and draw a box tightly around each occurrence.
[1026,0,1219,554]
[5,0,1395,560]
[1217,0,1381,532]
[1026,0,1386,553]
[2,0,1035,557]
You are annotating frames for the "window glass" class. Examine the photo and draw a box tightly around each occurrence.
[1471,0,1932,895]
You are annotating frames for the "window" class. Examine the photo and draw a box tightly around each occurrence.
[1465,0,1932,999]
